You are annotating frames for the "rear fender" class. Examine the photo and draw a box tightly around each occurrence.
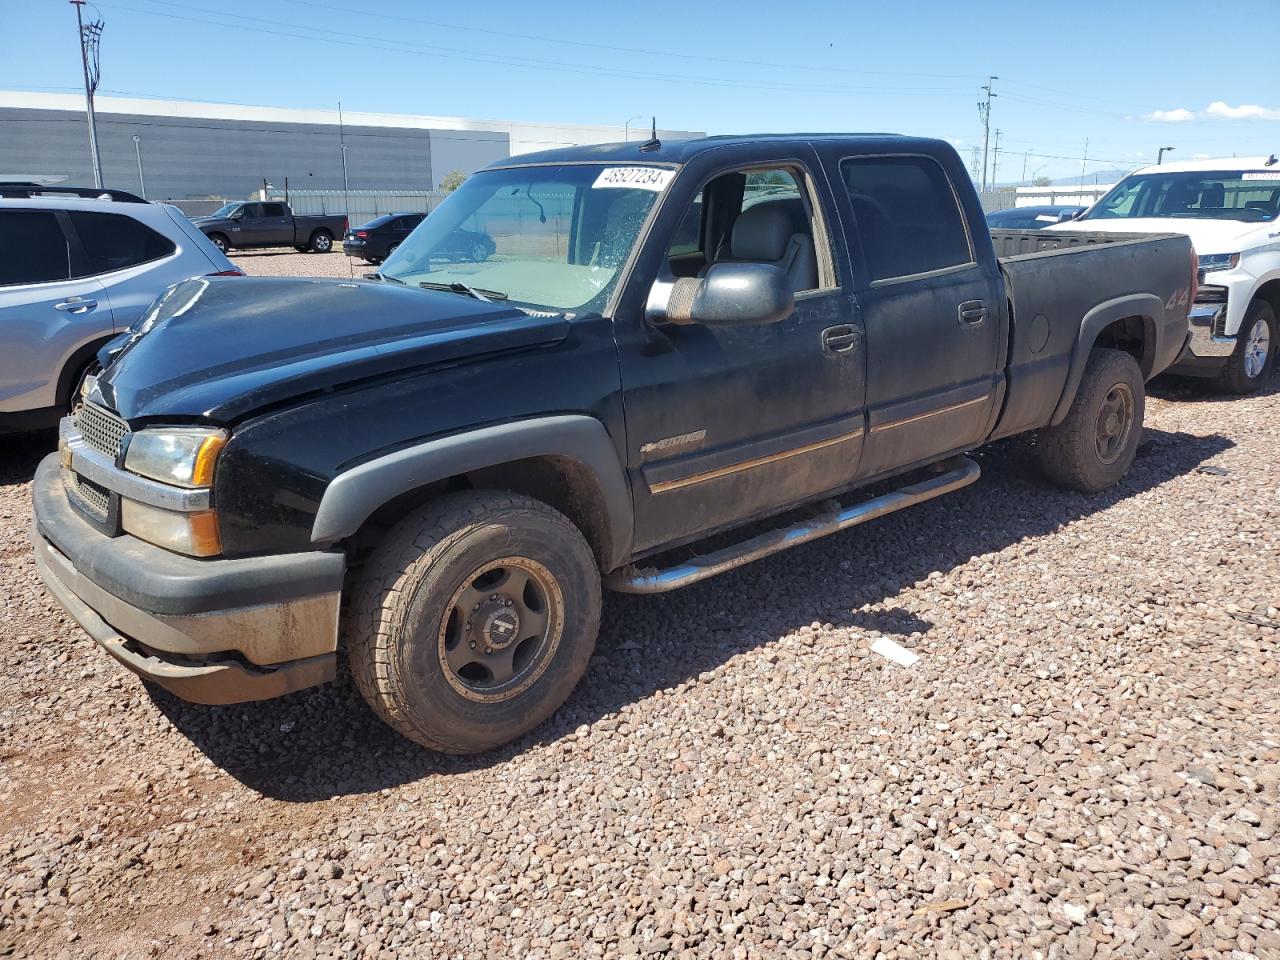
[1050,294,1162,426]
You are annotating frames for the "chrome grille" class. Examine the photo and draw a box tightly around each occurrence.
[75,402,129,461]
[70,472,110,519]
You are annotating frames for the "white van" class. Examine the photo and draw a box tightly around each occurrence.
[1053,157,1279,392]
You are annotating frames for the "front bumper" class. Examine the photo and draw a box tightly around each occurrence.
[1169,301,1235,375]
[31,454,345,704]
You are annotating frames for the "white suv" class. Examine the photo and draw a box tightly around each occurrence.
[1053,157,1279,392]
[0,183,240,432]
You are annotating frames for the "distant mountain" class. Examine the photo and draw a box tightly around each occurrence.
[992,167,1136,190]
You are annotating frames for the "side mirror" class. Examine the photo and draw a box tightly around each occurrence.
[647,262,795,327]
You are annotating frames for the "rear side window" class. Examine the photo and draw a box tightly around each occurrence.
[262,203,286,217]
[69,211,177,276]
[841,156,972,282]
[0,211,73,286]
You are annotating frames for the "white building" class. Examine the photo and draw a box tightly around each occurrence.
[0,91,702,201]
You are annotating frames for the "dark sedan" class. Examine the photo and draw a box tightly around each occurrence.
[985,205,1086,230]
[343,213,426,264]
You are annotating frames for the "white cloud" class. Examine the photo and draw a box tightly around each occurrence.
[1144,108,1195,123]
[1204,100,1280,120]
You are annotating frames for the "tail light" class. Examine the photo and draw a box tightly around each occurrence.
[1189,244,1199,305]
[207,269,244,277]
[355,230,368,239]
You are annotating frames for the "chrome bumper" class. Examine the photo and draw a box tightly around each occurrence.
[1186,303,1235,359]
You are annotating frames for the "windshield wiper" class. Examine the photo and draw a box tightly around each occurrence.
[376,272,406,285]
[418,280,508,301]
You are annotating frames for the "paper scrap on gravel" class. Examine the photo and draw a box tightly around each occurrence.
[870,635,921,667]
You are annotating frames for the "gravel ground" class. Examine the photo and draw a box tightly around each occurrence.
[227,248,363,279]
[2,253,1277,959]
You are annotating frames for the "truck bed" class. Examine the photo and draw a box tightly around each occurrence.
[987,228,1194,441]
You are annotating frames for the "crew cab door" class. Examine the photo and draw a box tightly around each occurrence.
[233,203,274,246]
[822,150,1004,478]
[613,145,866,554]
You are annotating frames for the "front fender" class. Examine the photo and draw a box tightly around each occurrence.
[310,415,633,569]
[1050,293,1163,426]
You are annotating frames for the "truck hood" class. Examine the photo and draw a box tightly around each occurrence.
[1052,216,1277,255]
[98,276,568,422]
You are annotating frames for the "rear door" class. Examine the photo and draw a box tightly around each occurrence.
[0,209,113,414]
[65,210,182,329]
[825,151,1004,478]
[613,145,866,554]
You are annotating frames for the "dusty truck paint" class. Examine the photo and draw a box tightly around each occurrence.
[31,134,1194,748]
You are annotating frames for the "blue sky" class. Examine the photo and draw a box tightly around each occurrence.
[4,0,1279,181]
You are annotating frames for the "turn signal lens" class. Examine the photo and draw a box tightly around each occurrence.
[120,501,222,557]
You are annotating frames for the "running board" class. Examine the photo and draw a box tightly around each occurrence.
[605,455,981,594]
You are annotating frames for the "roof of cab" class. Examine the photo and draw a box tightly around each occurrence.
[1129,155,1280,176]
[484,133,933,169]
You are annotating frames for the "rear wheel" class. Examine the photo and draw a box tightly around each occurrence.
[1215,299,1275,394]
[1038,348,1145,492]
[346,491,601,753]
[308,230,333,253]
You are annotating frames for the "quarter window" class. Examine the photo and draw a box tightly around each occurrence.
[68,212,176,276]
[0,211,73,286]
[841,156,973,282]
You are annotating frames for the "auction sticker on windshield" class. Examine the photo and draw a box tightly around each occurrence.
[593,167,675,191]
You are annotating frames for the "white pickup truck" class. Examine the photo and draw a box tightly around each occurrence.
[1053,157,1280,392]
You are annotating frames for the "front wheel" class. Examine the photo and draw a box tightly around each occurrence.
[1216,300,1275,394]
[468,240,490,262]
[207,233,229,254]
[1038,348,1145,492]
[308,230,333,253]
[346,491,601,753]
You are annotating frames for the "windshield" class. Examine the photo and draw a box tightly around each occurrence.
[1084,170,1280,223]
[209,203,243,219]
[380,164,670,313]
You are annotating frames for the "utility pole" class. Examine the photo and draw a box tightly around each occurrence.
[970,146,981,181]
[978,76,997,193]
[1021,149,1031,183]
[1080,139,1089,201]
[131,135,145,198]
[338,101,351,220]
[991,129,1002,188]
[71,1,103,189]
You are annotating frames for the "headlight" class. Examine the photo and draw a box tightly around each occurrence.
[120,500,222,557]
[1197,253,1240,273]
[124,427,227,488]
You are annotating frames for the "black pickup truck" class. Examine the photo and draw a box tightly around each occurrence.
[190,201,348,254]
[32,134,1195,753]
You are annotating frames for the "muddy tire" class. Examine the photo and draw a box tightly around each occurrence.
[345,491,601,753]
[1215,299,1275,395]
[1038,348,1145,492]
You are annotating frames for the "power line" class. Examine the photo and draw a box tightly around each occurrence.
[93,0,974,99]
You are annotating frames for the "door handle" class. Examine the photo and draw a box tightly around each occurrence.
[958,300,988,325]
[822,324,861,354]
[54,297,97,314]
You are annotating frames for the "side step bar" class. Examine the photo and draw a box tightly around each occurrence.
[605,455,980,594]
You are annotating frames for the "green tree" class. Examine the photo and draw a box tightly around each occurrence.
[440,170,467,194]
[1033,176,1052,187]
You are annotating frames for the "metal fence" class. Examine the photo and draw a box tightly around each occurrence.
[282,190,446,228]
